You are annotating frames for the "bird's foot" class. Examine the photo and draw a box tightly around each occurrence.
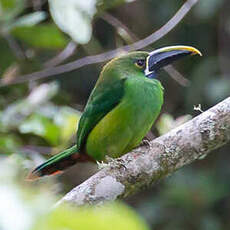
[140,139,151,148]
[105,156,126,170]
[105,155,116,163]
[97,156,127,170]
[96,161,109,170]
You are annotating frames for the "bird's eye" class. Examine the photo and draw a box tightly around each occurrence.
[135,59,145,68]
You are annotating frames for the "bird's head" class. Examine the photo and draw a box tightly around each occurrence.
[102,46,202,80]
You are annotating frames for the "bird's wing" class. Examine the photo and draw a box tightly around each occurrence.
[76,78,126,150]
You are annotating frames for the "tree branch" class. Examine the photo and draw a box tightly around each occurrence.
[43,41,78,68]
[0,0,199,87]
[57,97,230,206]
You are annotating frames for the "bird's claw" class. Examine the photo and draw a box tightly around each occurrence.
[140,139,151,148]
[97,156,126,170]
[96,161,109,169]
[105,156,126,170]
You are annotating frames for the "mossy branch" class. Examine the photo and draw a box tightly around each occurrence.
[58,97,230,206]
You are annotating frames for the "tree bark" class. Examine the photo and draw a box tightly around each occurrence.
[58,97,230,206]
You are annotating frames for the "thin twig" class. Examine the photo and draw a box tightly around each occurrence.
[0,0,199,86]
[101,12,138,42]
[164,65,191,87]
[44,41,78,68]
[22,145,51,155]
[4,34,26,60]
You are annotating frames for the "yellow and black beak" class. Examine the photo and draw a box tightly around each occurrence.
[145,45,202,78]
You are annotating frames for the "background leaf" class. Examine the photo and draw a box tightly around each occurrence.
[49,0,97,44]
[9,11,47,29]
[11,24,68,49]
[19,114,61,145]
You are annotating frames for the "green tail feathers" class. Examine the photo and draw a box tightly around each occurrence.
[27,145,79,180]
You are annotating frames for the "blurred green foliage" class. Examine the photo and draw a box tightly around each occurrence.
[12,24,68,49]
[0,0,230,229]
[33,202,149,230]
[1,156,149,230]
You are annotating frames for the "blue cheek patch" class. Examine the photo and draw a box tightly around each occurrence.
[146,71,157,79]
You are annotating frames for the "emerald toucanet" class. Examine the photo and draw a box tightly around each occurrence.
[27,45,201,180]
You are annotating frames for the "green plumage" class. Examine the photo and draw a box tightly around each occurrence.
[28,46,201,180]
[80,52,163,160]
[86,76,163,160]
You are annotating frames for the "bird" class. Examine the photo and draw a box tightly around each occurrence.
[27,45,201,180]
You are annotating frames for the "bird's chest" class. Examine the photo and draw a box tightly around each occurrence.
[85,78,163,160]
[121,79,162,121]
